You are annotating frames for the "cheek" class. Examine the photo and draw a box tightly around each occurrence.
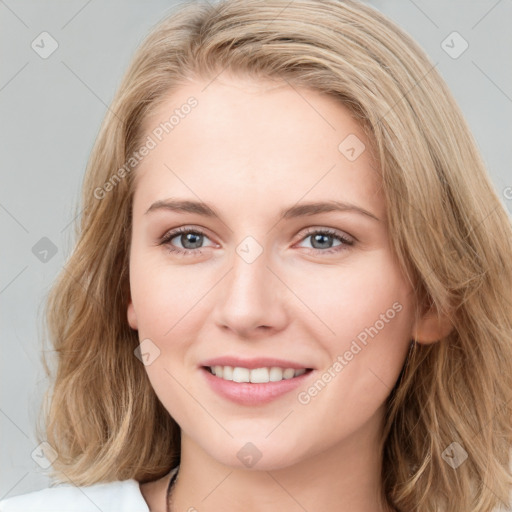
[129,259,207,416]
[290,254,413,443]
[299,250,413,346]
[130,255,211,340]
[295,250,414,411]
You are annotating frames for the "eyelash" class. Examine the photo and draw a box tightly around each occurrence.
[159,226,354,257]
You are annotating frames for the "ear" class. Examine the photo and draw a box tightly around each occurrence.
[412,304,453,344]
[127,299,138,330]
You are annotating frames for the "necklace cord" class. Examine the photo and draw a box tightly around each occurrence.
[165,468,179,512]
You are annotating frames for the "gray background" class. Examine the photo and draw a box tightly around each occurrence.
[1,0,511,499]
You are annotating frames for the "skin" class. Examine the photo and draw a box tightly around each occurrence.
[127,73,451,512]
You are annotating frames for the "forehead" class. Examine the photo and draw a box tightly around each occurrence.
[132,75,384,221]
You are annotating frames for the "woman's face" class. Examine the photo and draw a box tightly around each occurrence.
[127,74,417,470]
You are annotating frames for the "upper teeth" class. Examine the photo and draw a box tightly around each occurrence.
[210,366,307,383]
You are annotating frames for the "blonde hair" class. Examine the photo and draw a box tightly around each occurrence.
[38,1,512,510]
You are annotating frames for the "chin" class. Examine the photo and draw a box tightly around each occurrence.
[201,435,307,472]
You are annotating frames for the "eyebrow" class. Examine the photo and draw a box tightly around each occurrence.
[144,199,380,222]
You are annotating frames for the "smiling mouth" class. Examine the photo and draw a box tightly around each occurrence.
[203,365,313,383]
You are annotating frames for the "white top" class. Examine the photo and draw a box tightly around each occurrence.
[0,467,179,512]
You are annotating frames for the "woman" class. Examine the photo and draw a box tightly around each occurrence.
[2,0,511,511]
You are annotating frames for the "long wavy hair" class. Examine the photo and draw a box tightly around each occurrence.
[38,1,512,510]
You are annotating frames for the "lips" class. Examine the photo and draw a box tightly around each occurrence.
[199,356,315,405]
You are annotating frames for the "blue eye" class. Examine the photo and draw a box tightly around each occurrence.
[160,227,213,256]
[159,227,354,256]
[298,228,354,254]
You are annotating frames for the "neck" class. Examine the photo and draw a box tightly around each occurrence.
[170,407,393,512]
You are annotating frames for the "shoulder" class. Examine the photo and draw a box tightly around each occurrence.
[0,479,149,512]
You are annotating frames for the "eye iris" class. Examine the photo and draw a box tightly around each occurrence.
[181,232,203,249]
[311,233,333,249]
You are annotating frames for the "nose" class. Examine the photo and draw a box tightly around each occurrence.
[213,244,289,339]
